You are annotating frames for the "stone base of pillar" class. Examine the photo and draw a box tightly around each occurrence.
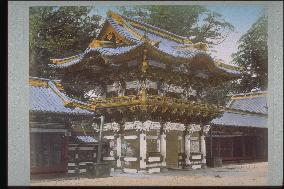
[201,163,207,169]
[160,167,168,172]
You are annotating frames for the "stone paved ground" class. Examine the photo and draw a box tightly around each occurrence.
[31,162,268,186]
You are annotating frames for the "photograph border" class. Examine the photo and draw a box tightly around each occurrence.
[8,1,283,186]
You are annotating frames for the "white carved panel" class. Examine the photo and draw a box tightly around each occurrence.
[126,80,141,90]
[191,154,202,160]
[107,81,122,92]
[123,135,138,140]
[103,157,115,161]
[190,140,200,153]
[183,86,197,97]
[124,120,161,131]
[162,83,184,93]
[191,164,202,169]
[124,157,138,161]
[187,124,201,134]
[163,122,185,132]
[93,122,120,132]
[143,120,161,130]
[84,86,104,99]
[145,79,157,89]
[148,156,161,162]
[124,121,143,130]
[104,136,115,140]
[126,80,157,90]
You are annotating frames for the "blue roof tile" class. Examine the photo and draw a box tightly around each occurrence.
[211,92,268,128]
[228,95,267,114]
[49,12,240,76]
[211,112,267,128]
[30,79,93,115]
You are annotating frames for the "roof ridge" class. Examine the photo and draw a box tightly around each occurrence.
[107,11,192,44]
[121,15,188,41]
[29,76,60,82]
[230,91,268,99]
[225,107,268,116]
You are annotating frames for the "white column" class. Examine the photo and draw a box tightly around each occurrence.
[185,134,191,165]
[200,135,206,164]
[116,134,121,168]
[140,132,147,169]
[160,133,166,166]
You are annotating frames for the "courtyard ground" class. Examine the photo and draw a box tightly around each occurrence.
[31,162,267,186]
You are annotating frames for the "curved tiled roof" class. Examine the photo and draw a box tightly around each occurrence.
[49,11,240,77]
[229,96,267,114]
[227,92,268,114]
[211,112,267,128]
[29,77,93,115]
[210,91,268,128]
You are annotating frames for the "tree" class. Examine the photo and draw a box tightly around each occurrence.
[29,6,102,78]
[118,5,234,47]
[232,13,268,92]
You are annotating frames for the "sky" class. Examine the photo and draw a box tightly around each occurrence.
[89,5,265,65]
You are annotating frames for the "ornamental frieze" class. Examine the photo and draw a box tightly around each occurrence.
[161,83,184,93]
[124,121,143,130]
[125,80,157,91]
[124,120,161,131]
[84,87,104,99]
[104,122,120,132]
[187,124,201,134]
[183,86,197,97]
[93,122,120,132]
[163,122,185,132]
[143,120,161,130]
[107,81,123,92]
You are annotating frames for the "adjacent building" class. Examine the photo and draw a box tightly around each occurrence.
[208,91,268,163]
[29,77,108,175]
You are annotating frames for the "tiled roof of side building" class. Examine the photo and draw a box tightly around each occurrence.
[29,77,93,115]
[210,112,267,128]
[210,91,268,128]
[227,91,268,114]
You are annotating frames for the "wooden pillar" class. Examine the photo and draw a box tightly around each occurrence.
[242,136,246,158]
[184,134,191,165]
[116,134,122,168]
[252,136,257,159]
[140,132,147,170]
[231,139,234,158]
[75,150,80,174]
[97,116,104,163]
[200,135,206,164]
[160,132,167,166]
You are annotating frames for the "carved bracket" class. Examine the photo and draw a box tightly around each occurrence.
[187,124,201,134]
[202,125,211,135]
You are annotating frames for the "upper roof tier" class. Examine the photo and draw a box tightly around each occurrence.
[49,11,241,78]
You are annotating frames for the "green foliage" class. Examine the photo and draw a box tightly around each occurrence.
[118,5,234,47]
[232,13,268,92]
[29,6,102,78]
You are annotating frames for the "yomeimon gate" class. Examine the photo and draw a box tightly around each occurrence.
[49,11,240,173]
